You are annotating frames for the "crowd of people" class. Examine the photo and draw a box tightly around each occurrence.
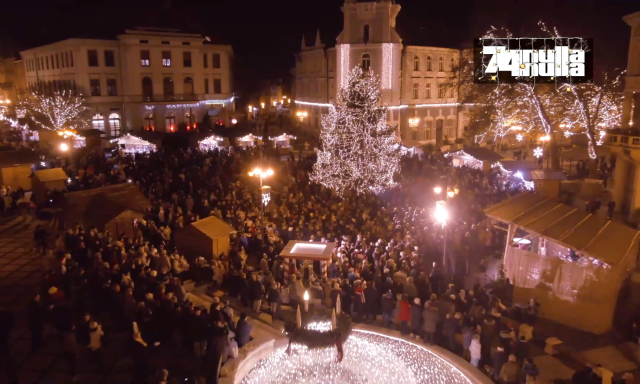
[0,122,557,383]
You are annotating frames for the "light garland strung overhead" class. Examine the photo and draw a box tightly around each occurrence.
[311,66,400,196]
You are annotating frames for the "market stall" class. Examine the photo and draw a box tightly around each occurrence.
[111,134,156,154]
[280,240,336,278]
[448,147,503,173]
[269,133,296,149]
[198,135,230,151]
[237,134,262,147]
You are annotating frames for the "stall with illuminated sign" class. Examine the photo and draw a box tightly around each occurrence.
[111,134,156,154]
[269,133,296,149]
[280,240,336,278]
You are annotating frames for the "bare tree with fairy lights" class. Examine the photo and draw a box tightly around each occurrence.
[311,66,400,196]
[20,91,90,131]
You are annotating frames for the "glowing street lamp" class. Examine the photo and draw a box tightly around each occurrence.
[433,186,442,194]
[435,200,448,227]
[447,190,455,198]
[59,143,69,152]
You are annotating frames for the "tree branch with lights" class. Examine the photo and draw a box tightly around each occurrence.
[311,66,400,195]
[20,91,90,131]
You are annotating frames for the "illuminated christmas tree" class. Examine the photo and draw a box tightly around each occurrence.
[311,66,400,195]
[20,91,89,131]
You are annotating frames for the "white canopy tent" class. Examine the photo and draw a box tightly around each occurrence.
[111,134,156,153]
[269,133,296,148]
[237,134,262,147]
[198,135,229,151]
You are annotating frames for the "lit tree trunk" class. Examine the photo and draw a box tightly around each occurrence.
[527,86,561,171]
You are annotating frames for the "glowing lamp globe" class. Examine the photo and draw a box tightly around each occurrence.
[59,143,69,152]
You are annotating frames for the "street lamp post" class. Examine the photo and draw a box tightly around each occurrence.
[248,167,274,246]
[434,184,458,273]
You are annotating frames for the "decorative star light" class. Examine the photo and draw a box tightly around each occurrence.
[533,147,543,158]
[262,192,271,206]
[516,134,523,141]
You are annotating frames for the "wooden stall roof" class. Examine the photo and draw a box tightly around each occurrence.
[485,192,640,266]
[191,215,236,240]
[280,241,336,261]
[33,168,68,182]
[462,146,504,162]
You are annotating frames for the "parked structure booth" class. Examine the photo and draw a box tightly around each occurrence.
[32,168,68,203]
[63,184,150,238]
[449,147,503,173]
[0,150,37,190]
[175,215,236,262]
[280,241,336,277]
[485,192,640,334]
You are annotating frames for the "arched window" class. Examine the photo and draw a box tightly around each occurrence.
[163,77,174,100]
[108,113,121,137]
[142,77,153,101]
[413,55,420,71]
[363,25,370,43]
[361,53,371,70]
[438,56,444,71]
[184,77,194,96]
[426,56,432,71]
[92,113,105,132]
[424,118,434,140]
[144,113,154,131]
[165,111,176,132]
[185,111,195,130]
[446,118,457,139]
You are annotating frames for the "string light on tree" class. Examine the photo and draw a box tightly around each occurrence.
[533,147,543,158]
[311,66,400,196]
[20,91,89,131]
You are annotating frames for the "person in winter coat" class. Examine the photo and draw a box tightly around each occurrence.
[249,274,264,313]
[88,321,105,373]
[515,336,529,364]
[500,354,520,384]
[461,321,474,361]
[268,283,281,320]
[403,277,418,300]
[521,358,539,384]
[235,313,253,348]
[482,317,496,361]
[491,346,507,383]
[381,291,395,328]
[443,312,460,352]
[422,303,439,345]
[410,298,422,339]
[331,283,345,310]
[363,282,380,321]
[353,280,366,321]
[469,334,482,367]
[398,294,411,335]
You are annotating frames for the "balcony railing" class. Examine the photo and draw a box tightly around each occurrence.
[142,93,198,102]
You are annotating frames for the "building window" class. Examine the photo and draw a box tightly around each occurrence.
[70,51,74,67]
[55,54,60,69]
[165,111,176,132]
[446,118,456,138]
[204,78,209,94]
[425,82,431,99]
[426,56,432,71]
[107,79,117,96]
[185,112,195,128]
[142,77,153,101]
[88,50,98,67]
[449,87,455,98]
[361,54,371,70]
[108,113,120,137]
[203,53,208,68]
[183,51,192,67]
[412,83,419,99]
[413,55,420,71]
[46,56,49,70]
[438,83,446,98]
[212,53,221,68]
[90,79,101,96]
[161,41,170,45]
[140,50,150,66]
[144,113,154,131]
[438,56,444,71]
[363,24,370,43]
[424,119,433,140]
[164,77,174,100]
[104,50,115,67]
[213,78,221,94]
[162,51,171,67]
[182,42,190,46]
[184,77,194,96]
[139,40,149,44]
[92,113,105,131]
[450,58,455,71]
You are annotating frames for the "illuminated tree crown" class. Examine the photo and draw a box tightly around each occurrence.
[20,91,89,131]
[311,66,400,196]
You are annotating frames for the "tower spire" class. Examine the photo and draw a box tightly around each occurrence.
[315,29,322,46]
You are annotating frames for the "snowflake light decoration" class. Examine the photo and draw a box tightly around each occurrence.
[533,147,543,158]
[516,134,523,141]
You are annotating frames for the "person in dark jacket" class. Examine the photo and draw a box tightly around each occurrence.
[381,291,395,328]
[132,332,150,382]
[410,298,423,339]
[235,313,253,348]
[27,294,43,352]
[249,274,264,314]
[268,283,281,320]
[363,281,380,321]
[443,312,460,352]
[515,335,529,364]
[491,346,507,383]
[204,322,230,384]
[521,358,539,383]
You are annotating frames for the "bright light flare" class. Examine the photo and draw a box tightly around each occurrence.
[533,147,543,158]
[435,201,448,226]
[433,187,442,194]
[447,190,455,198]
[59,143,69,151]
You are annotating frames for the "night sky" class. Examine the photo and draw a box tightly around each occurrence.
[1,0,638,99]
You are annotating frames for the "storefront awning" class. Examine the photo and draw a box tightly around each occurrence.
[485,192,640,266]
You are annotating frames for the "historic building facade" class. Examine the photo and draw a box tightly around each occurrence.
[293,0,463,145]
[20,28,234,136]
